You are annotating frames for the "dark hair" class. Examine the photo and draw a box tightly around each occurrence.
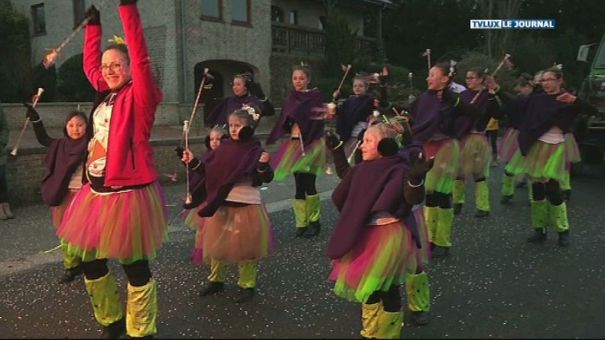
[63,110,88,138]
[467,67,486,79]
[292,64,311,79]
[433,61,455,84]
[516,72,534,88]
[233,73,252,90]
[104,44,130,64]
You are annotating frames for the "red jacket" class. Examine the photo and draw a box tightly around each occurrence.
[83,3,162,186]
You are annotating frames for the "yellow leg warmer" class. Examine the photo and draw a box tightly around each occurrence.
[126,279,158,338]
[306,194,321,223]
[434,208,454,247]
[84,272,123,327]
[292,199,308,228]
[405,271,431,312]
[208,258,225,282]
[375,309,403,339]
[475,180,490,212]
[424,206,438,243]
[360,302,382,339]
[237,261,258,289]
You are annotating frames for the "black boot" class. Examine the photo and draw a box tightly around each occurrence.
[526,228,547,243]
[500,195,513,204]
[102,318,125,339]
[453,203,462,215]
[295,227,308,238]
[303,221,321,238]
[474,210,489,218]
[558,230,570,247]
[431,245,450,259]
[58,265,83,284]
[235,287,255,303]
[409,311,430,326]
[200,282,224,296]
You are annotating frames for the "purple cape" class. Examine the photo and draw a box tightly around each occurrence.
[205,94,263,127]
[266,88,325,146]
[410,91,460,143]
[336,94,374,140]
[518,93,581,156]
[456,89,490,135]
[198,138,263,217]
[41,137,87,206]
[328,155,418,259]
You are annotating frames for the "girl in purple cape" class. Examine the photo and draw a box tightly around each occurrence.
[408,62,479,258]
[499,73,536,204]
[182,107,274,304]
[266,64,327,238]
[452,67,502,218]
[326,122,431,338]
[25,104,87,284]
[204,73,267,127]
[506,68,588,247]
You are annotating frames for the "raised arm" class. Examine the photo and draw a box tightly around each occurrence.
[83,6,109,92]
[118,1,162,110]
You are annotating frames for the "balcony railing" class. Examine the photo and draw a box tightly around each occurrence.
[272,22,377,57]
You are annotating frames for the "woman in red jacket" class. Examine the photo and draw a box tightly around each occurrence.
[56,1,167,338]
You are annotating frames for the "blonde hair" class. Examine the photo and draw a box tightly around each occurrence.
[366,122,398,140]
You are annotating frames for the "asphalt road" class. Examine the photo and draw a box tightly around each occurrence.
[1,164,604,339]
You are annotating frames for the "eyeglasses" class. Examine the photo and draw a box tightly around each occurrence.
[100,63,125,73]
[540,78,558,83]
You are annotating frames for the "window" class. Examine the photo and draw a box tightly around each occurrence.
[201,0,222,21]
[271,5,283,23]
[73,0,86,28]
[231,0,250,25]
[288,10,298,25]
[31,3,46,35]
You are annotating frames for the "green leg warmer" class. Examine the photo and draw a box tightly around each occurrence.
[475,180,490,212]
[237,261,258,289]
[434,208,454,247]
[531,200,548,229]
[126,279,158,338]
[452,179,465,205]
[501,173,515,197]
[405,271,431,312]
[550,202,569,232]
[207,258,225,283]
[84,272,124,327]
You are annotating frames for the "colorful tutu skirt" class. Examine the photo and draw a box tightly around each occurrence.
[499,128,520,163]
[564,133,581,167]
[180,206,206,265]
[505,141,566,182]
[457,133,491,178]
[329,221,416,303]
[51,190,79,229]
[271,138,327,181]
[424,138,460,194]
[57,182,168,265]
[201,203,274,263]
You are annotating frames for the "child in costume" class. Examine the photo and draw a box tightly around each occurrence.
[182,107,274,303]
[408,62,479,258]
[25,104,87,284]
[205,73,267,127]
[326,122,432,338]
[507,68,589,247]
[177,126,227,265]
[452,67,502,218]
[499,73,535,204]
[56,1,168,337]
[266,64,327,238]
